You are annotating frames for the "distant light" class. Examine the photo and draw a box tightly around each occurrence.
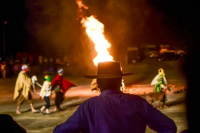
[4,21,7,25]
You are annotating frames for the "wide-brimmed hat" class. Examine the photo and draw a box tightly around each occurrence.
[84,61,132,79]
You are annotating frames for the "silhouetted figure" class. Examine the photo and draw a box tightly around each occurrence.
[53,61,177,133]
[0,114,26,133]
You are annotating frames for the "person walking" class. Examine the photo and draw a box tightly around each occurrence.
[13,64,37,114]
[151,68,168,92]
[1,61,7,78]
[51,68,75,111]
[53,61,177,133]
[39,75,52,115]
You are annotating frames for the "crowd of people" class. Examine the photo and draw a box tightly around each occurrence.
[2,61,185,132]
[0,60,21,78]
[13,64,76,115]
[0,52,70,79]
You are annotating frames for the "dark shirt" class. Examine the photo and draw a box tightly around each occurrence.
[53,89,177,133]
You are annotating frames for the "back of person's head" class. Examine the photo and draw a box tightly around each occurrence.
[97,77,122,91]
[158,68,165,76]
[21,64,28,72]
[57,68,63,75]
[84,61,132,92]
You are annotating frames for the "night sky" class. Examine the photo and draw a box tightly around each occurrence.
[0,0,200,63]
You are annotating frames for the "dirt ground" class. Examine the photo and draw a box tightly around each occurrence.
[0,59,188,133]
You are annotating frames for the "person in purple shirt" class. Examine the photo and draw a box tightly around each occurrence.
[53,61,177,133]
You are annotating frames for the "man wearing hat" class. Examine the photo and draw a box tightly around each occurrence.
[53,61,177,133]
[13,64,37,114]
[51,68,75,111]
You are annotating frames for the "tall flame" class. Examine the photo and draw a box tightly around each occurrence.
[81,16,113,66]
[76,0,113,66]
[76,0,126,91]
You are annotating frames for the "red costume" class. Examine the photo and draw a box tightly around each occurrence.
[51,74,75,111]
[51,75,75,93]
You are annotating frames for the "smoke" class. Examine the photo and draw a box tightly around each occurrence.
[26,0,79,55]
[84,0,156,61]
[25,0,189,70]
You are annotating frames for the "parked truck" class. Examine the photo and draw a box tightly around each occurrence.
[144,44,159,58]
[158,45,186,61]
[126,47,143,64]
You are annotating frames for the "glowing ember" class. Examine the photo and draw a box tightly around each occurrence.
[76,0,88,9]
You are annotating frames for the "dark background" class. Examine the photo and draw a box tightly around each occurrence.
[1,0,199,66]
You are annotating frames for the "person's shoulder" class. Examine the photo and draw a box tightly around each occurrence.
[54,75,62,79]
[43,81,48,84]
[79,96,100,108]
[0,114,13,121]
[17,71,23,77]
[83,96,99,103]
[18,71,23,74]
[124,93,140,97]
[124,93,146,102]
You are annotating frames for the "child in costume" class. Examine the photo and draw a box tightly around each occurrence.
[13,64,37,114]
[151,68,167,92]
[51,68,75,111]
[39,75,52,115]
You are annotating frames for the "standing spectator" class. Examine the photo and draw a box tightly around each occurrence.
[151,68,168,92]
[38,55,43,73]
[90,78,98,91]
[1,61,7,78]
[7,60,14,78]
[51,68,75,111]
[39,75,52,115]
[0,114,26,133]
[13,60,20,75]
[13,64,37,114]
[53,61,177,133]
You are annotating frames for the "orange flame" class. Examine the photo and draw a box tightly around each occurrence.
[81,16,113,66]
[76,0,113,66]
[76,0,126,90]
[76,0,88,9]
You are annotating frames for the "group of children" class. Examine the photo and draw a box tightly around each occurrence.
[38,68,76,114]
[13,64,75,115]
